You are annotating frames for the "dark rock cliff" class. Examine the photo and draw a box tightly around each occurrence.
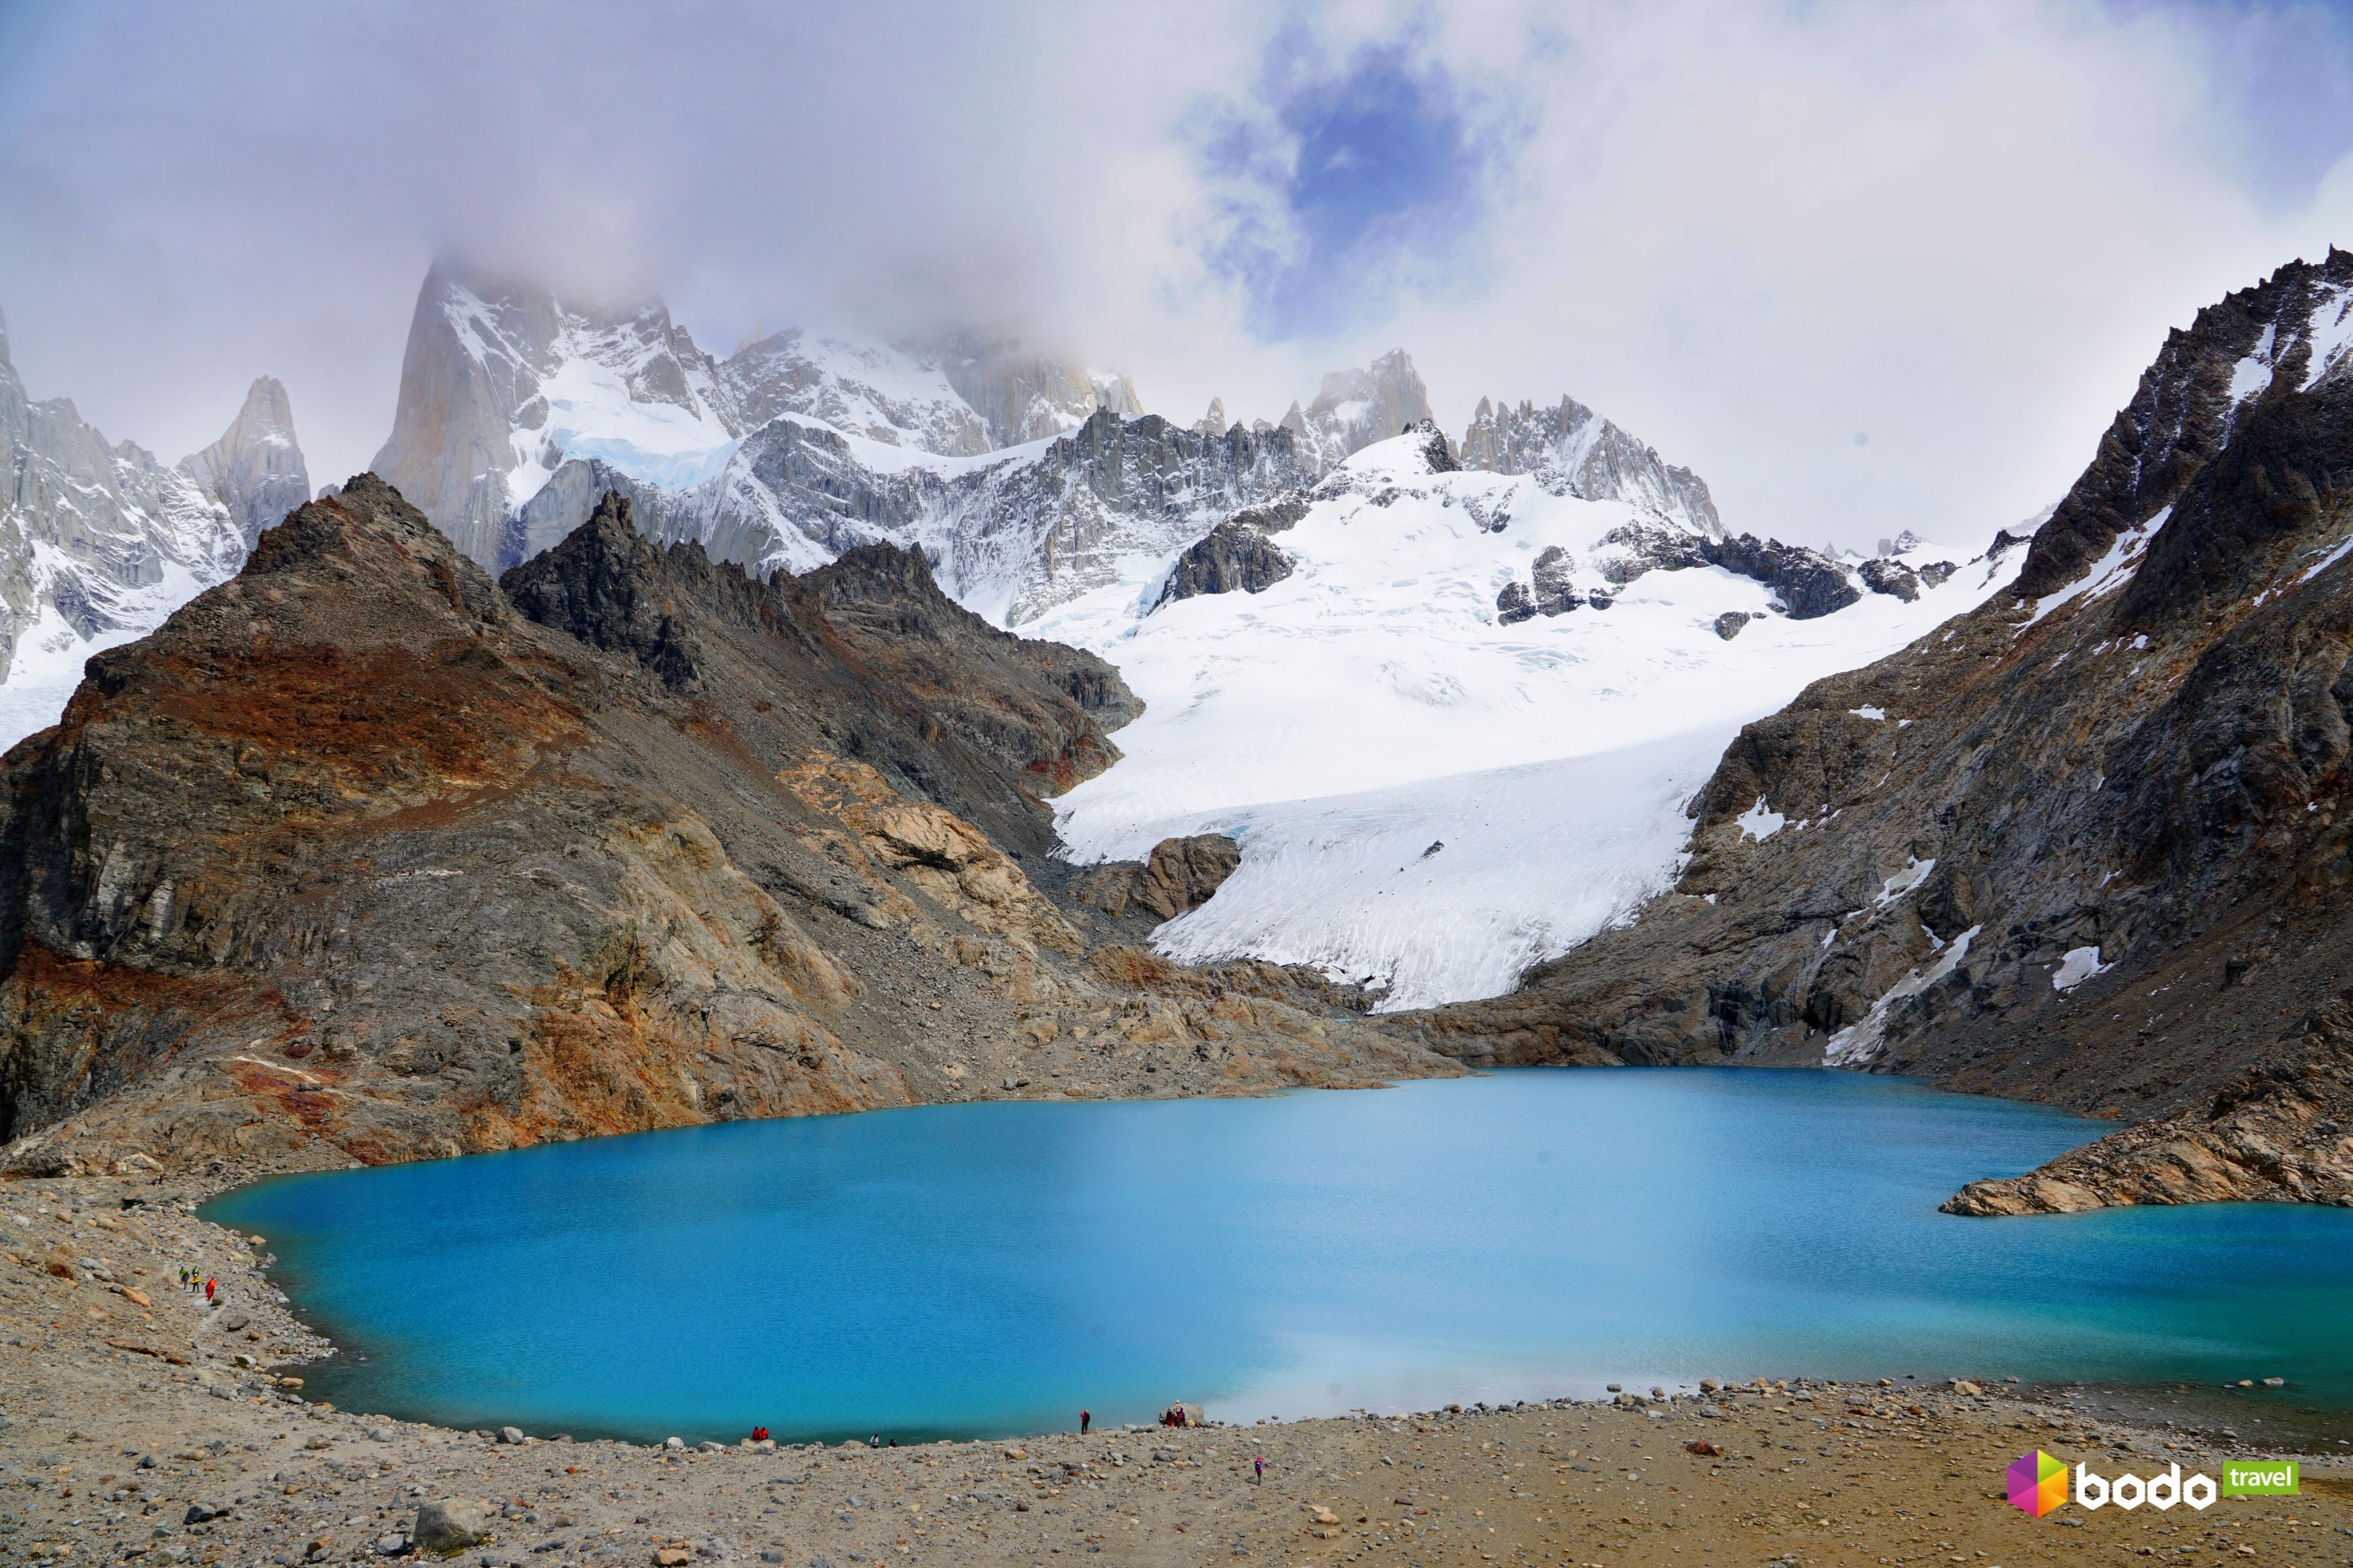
[1155,519,1296,607]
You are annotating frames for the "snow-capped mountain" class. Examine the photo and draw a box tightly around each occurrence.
[520,410,1313,626]
[178,374,309,548]
[1459,393,1721,536]
[370,265,1755,645]
[1027,425,2029,1009]
[370,264,1152,571]
[0,308,306,747]
[1274,349,1435,472]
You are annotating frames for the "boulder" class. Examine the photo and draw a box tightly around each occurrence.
[411,1499,492,1555]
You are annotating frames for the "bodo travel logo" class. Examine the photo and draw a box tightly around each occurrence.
[2005,1450,2297,1517]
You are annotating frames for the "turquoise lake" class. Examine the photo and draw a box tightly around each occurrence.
[200,1068,2353,1444]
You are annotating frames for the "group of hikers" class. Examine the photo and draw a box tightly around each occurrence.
[1074,1403,1195,1434]
[737,1407,1265,1481]
[177,1267,216,1303]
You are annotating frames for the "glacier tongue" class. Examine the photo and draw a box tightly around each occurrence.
[1035,428,2027,1010]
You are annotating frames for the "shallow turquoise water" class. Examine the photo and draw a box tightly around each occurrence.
[202,1069,2353,1444]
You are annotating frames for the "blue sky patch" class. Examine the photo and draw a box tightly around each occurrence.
[1201,34,1505,342]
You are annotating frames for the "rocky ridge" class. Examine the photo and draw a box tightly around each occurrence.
[1410,248,2353,1212]
[0,477,1455,1180]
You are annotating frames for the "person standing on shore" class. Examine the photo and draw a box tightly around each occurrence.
[1252,1454,1266,1485]
[1080,1410,1090,1435]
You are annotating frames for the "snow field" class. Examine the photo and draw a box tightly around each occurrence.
[1037,431,2028,1008]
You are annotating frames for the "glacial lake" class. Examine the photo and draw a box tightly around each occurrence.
[202,1069,2353,1443]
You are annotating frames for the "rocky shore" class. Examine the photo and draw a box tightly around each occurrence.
[7,1169,2352,1568]
[1944,999,2353,1216]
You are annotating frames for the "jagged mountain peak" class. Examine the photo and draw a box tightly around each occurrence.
[2015,245,2353,606]
[0,311,305,739]
[373,263,1154,572]
[1457,390,1721,537]
[179,374,310,547]
[1280,349,1435,474]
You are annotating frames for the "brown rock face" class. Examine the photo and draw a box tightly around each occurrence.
[0,481,1458,1178]
[1413,248,2353,1210]
[1075,833,1242,921]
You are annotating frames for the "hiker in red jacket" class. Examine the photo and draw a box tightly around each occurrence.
[204,1276,216,1304]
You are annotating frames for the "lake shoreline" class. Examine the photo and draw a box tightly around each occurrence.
[9,1163,2353,1567]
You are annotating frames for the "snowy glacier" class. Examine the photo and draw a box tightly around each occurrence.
[1031,431,2028,1010]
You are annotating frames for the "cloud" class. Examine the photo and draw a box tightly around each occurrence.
[0,0,2347,548]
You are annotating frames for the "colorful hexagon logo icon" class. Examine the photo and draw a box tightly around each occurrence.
[2007,1449,2067,1516]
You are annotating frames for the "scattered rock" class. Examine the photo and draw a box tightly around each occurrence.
[1713,611,1751,641]
[499,1426,526,1444]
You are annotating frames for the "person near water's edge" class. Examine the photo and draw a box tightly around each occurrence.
[1253,1454,1266,1485]
[1080,1409,1090,1435]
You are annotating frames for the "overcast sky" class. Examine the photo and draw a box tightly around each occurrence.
[2,0,2350,548]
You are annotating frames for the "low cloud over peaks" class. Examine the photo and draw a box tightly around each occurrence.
[0,0,2349,548]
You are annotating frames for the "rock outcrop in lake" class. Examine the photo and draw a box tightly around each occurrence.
[0,480,1456,1179]
[1414,248,2353,1212]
